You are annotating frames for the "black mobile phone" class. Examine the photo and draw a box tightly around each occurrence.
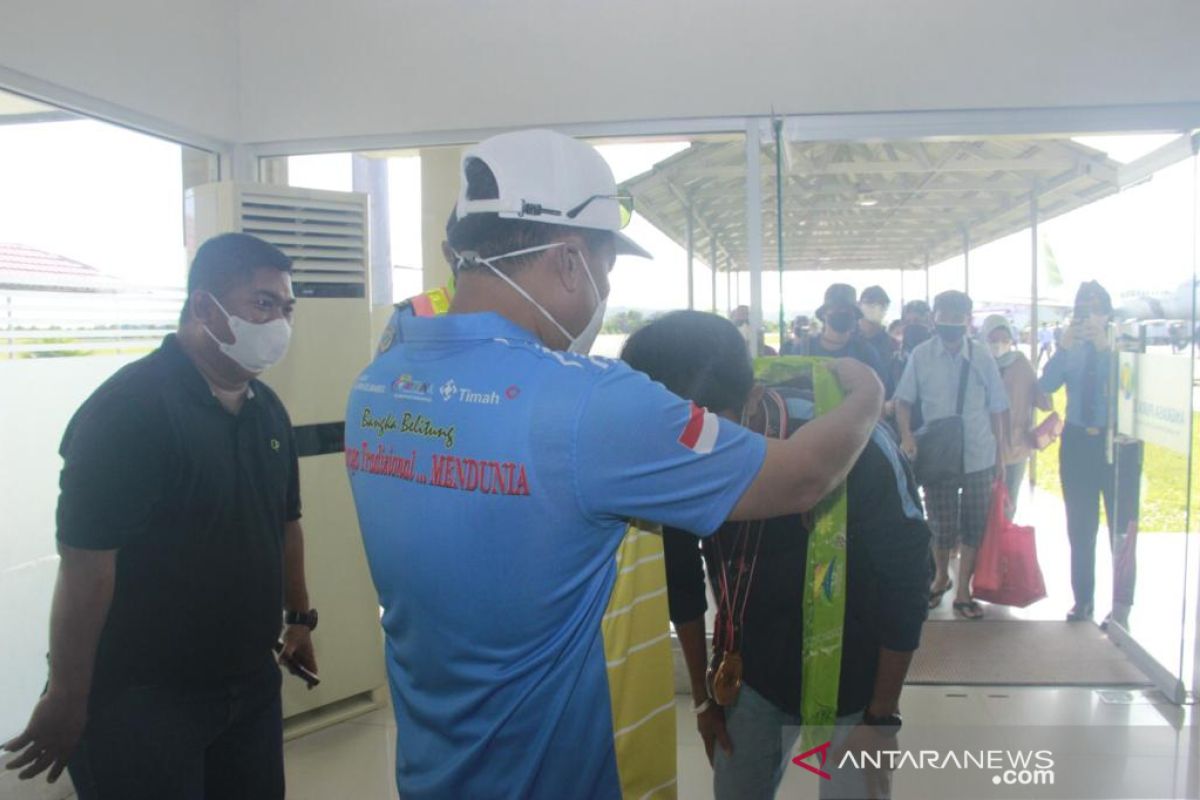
[274,641,320,689]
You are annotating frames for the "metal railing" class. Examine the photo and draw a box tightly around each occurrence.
[1,287,185,358]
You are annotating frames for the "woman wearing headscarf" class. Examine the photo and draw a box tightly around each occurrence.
[982,314,1051,518]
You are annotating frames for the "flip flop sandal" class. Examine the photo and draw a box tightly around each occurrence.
[953,600,984,620]
[928,579,953,609]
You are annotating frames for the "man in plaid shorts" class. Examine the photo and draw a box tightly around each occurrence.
[894,290,1008,620]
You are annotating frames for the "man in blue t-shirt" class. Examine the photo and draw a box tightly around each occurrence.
[344,129,884,800]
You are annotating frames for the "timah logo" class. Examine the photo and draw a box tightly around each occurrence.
[440,379,458,402]
[792,741,833,780]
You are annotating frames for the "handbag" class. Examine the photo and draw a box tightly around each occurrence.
[973,480,1047,607]
[1032,411,1064,450]
[913,341,972,485]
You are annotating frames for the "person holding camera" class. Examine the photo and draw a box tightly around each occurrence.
[1039,281,1119,623]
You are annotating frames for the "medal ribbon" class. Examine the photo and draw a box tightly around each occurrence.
[752,356,848,752]
[713,517,766,653]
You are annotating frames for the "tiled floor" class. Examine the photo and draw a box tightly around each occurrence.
[275,487,1200,800]
[277,687,1198,799]
[9,487,1198,799]
[12,684,1193,799]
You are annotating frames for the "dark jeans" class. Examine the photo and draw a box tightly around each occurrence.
[68,659,284,800]
[1060,426,1145,612]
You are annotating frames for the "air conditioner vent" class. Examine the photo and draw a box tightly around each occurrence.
[186,183,369,291]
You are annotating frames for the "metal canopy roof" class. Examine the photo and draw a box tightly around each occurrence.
[620,135,1125,273]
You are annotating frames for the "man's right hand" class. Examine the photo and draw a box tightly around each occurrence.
[826,358,884,407]
[697,704,733,767]
[900,436,918,461]
[2,688,87,783]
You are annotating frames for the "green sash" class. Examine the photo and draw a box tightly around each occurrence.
[753,356,848,750]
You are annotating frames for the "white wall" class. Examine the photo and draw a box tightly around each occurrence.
[236,0,1200,145]
[0,0,239,144]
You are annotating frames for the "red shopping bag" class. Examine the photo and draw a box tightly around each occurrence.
[972,480,1047,607]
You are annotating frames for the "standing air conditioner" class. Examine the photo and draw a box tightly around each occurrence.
[185,182,386,733]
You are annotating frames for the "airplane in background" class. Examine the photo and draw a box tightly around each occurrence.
[1117,279,1199,322]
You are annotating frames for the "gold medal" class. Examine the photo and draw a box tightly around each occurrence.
[712,650,743,706]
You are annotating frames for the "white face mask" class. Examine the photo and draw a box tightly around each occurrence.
[458,243,607,354]
[204,294,292,373]
[862,304,887,324]
[989,341,1012,359]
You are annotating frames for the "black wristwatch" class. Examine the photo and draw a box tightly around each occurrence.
[285,609,318,631]
[862,709,902,729]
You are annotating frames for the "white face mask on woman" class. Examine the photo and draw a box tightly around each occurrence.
[204,294,292,373]
[457,243,607,354]
[989,341,1013,359]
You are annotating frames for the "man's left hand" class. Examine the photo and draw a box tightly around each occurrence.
[280,624,318,676]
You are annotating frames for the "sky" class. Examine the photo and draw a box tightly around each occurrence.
[0,118,190,288]
[1,113,1196,324]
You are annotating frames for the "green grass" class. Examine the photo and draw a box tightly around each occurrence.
[1033,389,1200,533]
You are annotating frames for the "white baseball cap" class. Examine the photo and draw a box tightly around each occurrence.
[455,129,652,259]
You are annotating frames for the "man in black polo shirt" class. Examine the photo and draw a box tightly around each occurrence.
[4,233,317,799]
[622,310,930,800]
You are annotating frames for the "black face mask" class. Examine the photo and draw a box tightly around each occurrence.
[936,323,966,343]
[827,311,856,334]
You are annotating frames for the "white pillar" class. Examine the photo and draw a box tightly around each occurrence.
[419,146,463,292]
[353,155,393,307]
[686,204,695,310]
[963,228,971,296]
[1191,143,1200,700]
[1029,190,1040,490]
[1030,192,1040,365]
[710,239,718,313]
[726,261,733,316]
[745,119,764,357]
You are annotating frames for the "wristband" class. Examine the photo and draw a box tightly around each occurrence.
[692,699,714,716]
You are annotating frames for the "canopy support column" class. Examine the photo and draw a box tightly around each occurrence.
[746,119,765,357]
[726,260,733,316]
[924,254,931,304]
[963,227,971,296]
[710,239,718,313]
[686,203,695,311]
[1029,187,1040,490]
[773,116,786,348]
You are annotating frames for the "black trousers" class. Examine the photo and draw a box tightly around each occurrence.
[1059,425,1143,612]
[68,659,284,800]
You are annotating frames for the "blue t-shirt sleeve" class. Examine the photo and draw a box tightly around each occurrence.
[574,365,767,537]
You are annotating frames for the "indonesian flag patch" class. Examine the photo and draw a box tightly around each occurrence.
[678,402,719,455]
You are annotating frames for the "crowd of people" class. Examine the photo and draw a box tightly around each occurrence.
[746,277,1124,633]
[4,128,1129,800]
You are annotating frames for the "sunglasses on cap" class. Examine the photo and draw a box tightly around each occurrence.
[519,194,635,230]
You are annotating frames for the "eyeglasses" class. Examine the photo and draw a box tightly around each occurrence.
[519,194,634,229]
